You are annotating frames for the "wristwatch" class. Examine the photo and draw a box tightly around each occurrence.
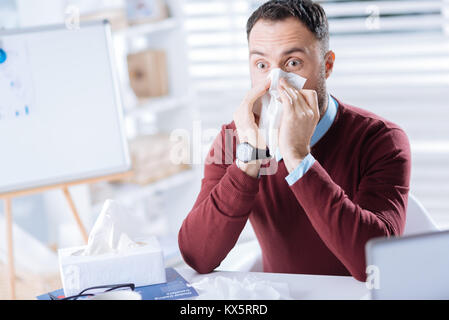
[236,142,271,163]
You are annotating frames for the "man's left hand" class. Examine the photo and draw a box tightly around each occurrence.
[278,78,320,173]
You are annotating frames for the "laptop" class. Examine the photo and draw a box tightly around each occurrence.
[365,230,449,299]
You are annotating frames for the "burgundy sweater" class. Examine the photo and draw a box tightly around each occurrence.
[178,98,411,282]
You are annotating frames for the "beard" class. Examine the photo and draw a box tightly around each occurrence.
[315,64,328,117]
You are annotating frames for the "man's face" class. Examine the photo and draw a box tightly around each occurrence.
[248,17,333,114]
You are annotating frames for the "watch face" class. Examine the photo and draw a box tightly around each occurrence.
[237,143,253,162]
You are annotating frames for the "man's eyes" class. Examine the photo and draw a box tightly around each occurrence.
[254,59,302,70]
[256,62,267,69]
[286,59,302,68]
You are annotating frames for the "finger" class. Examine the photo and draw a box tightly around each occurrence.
[291,87,309,115]
[245,77,271,107]
[279,77,291,88]
[278,80,307,116]
[278,78,304,106]
[277,78,294,103]
[253,82,270,117]
[241,79,271,121]
[299,89,318,107]
[279,79,313,118]
[278,78,294,95]
[254,113,261,126]
[299,89,319,119]
[278,85,295,114]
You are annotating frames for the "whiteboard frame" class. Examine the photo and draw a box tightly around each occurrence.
[0,20,132,195]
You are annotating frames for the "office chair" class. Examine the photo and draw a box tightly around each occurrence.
[403,193,440,235]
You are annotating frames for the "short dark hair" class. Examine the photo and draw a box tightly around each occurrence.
[246,0,329,53]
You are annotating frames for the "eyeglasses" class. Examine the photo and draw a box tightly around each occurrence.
[49,283,135,300]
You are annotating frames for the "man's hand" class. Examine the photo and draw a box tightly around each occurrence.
[233,78,271,178]
[278,78,320,173]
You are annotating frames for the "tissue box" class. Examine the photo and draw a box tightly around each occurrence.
[58,237,166,297]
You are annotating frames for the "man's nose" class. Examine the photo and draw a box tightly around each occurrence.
[269,65,287,73]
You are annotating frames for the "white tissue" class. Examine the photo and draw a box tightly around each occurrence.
[259,68,307,153]
[59,199,166,297]
[83,199,140,256]
[190,275,292,300]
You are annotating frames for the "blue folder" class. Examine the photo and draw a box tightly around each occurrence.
[37,267,198,300]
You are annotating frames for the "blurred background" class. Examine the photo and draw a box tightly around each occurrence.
[0,0,448,298]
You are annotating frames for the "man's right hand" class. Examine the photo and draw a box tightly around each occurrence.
[232,78,271,178]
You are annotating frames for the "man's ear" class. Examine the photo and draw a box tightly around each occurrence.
[324,50,335,79]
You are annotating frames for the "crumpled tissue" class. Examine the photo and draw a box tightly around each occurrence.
[190,275,292,300]
[83,199,141,256]
[58,199,166,297]
[259,68,307,153]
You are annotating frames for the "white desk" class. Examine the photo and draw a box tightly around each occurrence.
[176,267,370,300]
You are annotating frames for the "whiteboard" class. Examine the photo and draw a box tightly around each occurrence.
[0,21,131,194]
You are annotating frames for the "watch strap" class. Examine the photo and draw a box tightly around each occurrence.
[253,146,271,160]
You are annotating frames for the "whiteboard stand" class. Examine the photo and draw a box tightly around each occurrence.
[61,186,89,244]
[0,171,132,300]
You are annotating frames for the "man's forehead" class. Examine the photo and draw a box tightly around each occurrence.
[248,18,316,56]
[250,47,307,57]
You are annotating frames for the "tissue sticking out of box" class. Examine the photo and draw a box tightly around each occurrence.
[59,199,166,297]
[82,199,142,256]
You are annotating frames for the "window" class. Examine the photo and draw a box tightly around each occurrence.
[182,0,449,228]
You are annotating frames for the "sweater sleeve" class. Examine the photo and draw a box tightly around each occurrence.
[178,124,260,274]
[288,127,411,282]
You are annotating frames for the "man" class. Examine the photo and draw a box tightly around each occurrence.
[178,0,411,282]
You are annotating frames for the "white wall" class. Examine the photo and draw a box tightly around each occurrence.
[16,0,65,27]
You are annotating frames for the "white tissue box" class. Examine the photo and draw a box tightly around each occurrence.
[58,237,166,297]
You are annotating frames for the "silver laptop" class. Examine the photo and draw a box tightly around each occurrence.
[365,230,449,299]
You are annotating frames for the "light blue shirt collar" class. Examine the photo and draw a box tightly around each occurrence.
[275,94,338,162]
